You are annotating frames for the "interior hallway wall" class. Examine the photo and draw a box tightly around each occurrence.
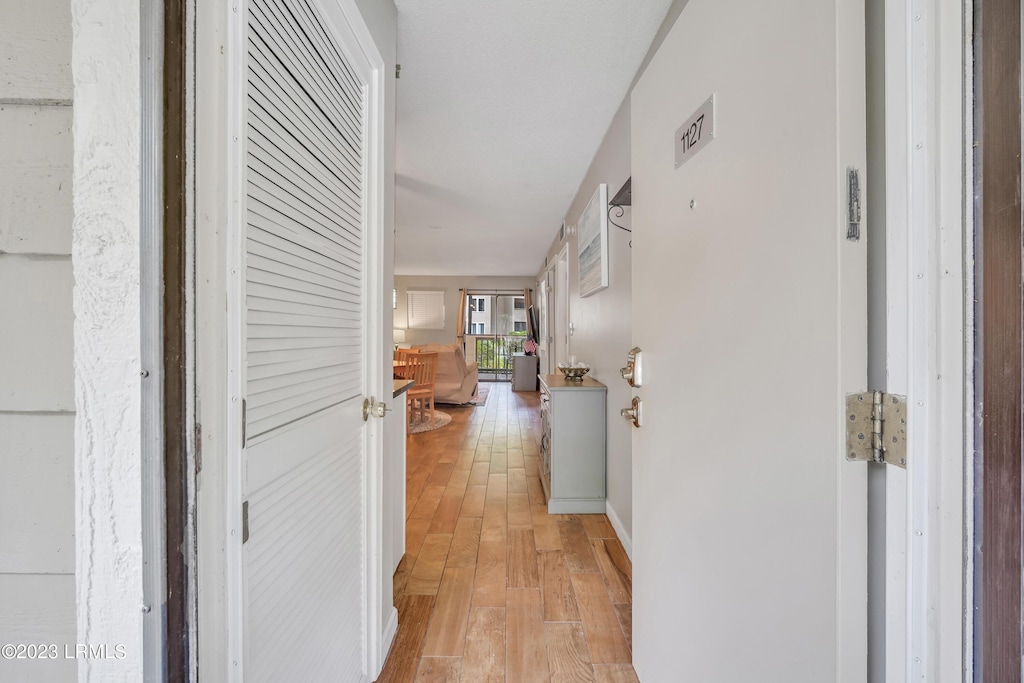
[394,274,535,347]
[532,0,693,558]
[540,97,634,553]
[0,2,78,681]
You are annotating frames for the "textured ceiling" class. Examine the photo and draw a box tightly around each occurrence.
[393,0,673,276]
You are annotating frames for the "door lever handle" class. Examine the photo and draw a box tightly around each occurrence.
[620,397,642,428]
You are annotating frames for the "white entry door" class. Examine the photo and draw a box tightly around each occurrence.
[233,0,383,679]
[630,1,867,681]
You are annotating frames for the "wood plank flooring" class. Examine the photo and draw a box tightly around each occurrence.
[376,382,637,683]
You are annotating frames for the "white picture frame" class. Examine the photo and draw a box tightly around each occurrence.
[578,183,609,297]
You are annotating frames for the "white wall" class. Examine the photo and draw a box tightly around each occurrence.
[394,275,535,346]
[0,2,78,681]
[71,0,145,678]
[539,97,634,551]
[532,0,693,555]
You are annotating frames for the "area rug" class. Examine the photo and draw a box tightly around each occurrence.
[409,410,452,434]
[467,383,490,406]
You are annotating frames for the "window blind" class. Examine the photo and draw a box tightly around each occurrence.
[407,290,445,330]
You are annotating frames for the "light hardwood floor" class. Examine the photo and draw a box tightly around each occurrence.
[376,382,638,683]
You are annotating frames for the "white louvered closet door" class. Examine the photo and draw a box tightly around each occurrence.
[242,0,368,679]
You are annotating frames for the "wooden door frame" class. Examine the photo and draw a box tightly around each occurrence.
[162,0,191,677]
[973,0,1023,679]
[140,0,193,678]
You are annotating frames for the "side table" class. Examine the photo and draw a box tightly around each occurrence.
[512,353,539,391]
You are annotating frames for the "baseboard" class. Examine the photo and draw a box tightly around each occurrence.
[379,605,398,672]
[605,501,632,561]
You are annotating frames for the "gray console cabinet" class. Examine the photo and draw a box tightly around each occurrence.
[539,374,607,513]
[512,353,539,391]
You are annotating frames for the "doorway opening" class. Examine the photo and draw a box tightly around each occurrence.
[464,291,528,381]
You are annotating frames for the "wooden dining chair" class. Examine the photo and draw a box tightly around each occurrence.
[406,351,438,427]
[394,348,418,380]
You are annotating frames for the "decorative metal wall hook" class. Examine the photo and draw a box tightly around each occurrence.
[607,204,632,248]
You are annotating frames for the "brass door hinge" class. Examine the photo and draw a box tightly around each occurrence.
[845,391,907,468]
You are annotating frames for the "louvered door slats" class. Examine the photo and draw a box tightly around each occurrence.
[248,255,359,300]
[246,0,364,440]
[247,108,362,220]
[246,76,361,202]
[247,180,360,256]
[247,30,362,183]
[247,284,358,318]
[246,225,360,281]
[247,130,362,229]
[263,0,365,133]
[248,240,359,291]
[250,0,363,143]
[247,205,359,268]
[246,161,360,248]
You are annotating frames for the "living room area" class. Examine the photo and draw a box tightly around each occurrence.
[394,274,540,391]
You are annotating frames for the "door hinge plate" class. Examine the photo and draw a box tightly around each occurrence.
[242,500,250,544]
[195,421,202,475]
[846,391,907,468]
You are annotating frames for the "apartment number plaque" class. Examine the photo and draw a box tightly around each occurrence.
[674,94,716,169]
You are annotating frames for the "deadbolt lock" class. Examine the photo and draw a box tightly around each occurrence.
[621,347,643,387]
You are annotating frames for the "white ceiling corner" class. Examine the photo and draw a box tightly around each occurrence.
[393,0,673,276]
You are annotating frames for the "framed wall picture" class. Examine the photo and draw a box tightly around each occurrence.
[578,183,609,297]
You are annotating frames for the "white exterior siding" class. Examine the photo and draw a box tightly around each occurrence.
[71,0,146,676]
[0,0,74,102]
[0,1,77,681]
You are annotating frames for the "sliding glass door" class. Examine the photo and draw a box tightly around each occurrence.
[465,292,527,381]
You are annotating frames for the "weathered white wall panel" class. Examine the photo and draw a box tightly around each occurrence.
[0,0,73,101]
[0,414,75,574]
[71,0,144,676]
[0,0,78,676]
[0,105,74,254]
[0,574,77,682]
[0,257,74,410]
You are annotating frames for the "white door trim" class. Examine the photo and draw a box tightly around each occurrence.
[313,0,390,675]
[224,0,248,677]
[883,0,969,679]
[555,243,570,367]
